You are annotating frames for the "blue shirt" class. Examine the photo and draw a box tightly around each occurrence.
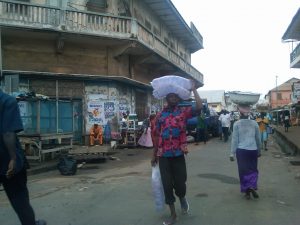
[0,90,24,175]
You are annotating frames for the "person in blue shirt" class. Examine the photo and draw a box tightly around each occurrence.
[0,87,46,225]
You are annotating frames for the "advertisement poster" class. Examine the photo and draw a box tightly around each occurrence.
[87,101,104,125]
[104,102,116,119]
[18,101,28,117]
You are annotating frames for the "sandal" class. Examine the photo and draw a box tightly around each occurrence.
[250,189,259,199]
[245,189,251,200]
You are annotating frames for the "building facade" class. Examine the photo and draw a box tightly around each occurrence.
[197,90,225,113]
[0,0,204,143]
[265,78,300,109]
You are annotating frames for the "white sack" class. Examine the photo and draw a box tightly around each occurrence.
[151,75,192,100]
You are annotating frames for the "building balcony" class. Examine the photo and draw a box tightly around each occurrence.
[290,42,300,68]
[0,0,203,84]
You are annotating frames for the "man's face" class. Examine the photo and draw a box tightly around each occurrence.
[166,93,181,107]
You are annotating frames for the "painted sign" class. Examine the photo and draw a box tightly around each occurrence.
[104,102,116,119]
[293,82,300,102]
[87,101,104,125]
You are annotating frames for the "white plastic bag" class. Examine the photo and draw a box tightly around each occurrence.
[151,165,165,212]
[151,75,192,100]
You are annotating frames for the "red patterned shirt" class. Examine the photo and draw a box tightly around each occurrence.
[154,106,193,157]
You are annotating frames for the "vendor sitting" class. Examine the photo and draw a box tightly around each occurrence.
[89,123,103,146]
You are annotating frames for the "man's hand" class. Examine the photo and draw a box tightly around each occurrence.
[230,155,235,162]
[181,145,189,155]
[6,159,16,179]
[151,155,158,167]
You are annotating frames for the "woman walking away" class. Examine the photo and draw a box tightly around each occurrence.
[230,105,261,200]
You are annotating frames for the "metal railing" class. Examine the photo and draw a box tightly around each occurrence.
[0,0,203,83]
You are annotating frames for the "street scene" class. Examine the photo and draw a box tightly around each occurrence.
[1,131,300,225]
[1,1,300,225]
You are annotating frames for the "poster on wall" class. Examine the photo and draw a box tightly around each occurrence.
[104,102,116,119]
[18,101,28,117]
[293,82,300,102]
[119,98,129,116]
[87,101,105,125]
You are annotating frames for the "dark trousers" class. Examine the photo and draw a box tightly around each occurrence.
[196,128,207,143]
[159,155,187,205]
[0,167,36,225]
[222,127,229,142]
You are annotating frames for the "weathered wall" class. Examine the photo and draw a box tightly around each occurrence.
[3,36,110,75]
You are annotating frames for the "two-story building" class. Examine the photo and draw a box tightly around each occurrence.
[281,8,300,124]
[0,0,204,143]
[265,78,300,109]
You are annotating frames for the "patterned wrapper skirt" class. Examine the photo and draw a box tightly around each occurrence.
[236,149,259,193]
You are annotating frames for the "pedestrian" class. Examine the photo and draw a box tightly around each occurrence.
[138,115,154,148]
[151,81,202,225]
[230,105,261,200]
[219,110,231,142]
[0,87,47,225]
[255,112,269,150]
[194,111,207,145]
[283,111,290,132]
[218,116,223,140]
[120,112,128,144]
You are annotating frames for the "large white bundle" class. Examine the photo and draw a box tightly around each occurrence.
[151,75,192,100]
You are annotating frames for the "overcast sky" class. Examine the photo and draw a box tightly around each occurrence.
[171,0,300,97]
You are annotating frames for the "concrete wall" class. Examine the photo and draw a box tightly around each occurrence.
[132,0,191,63]
[270,90,292,108]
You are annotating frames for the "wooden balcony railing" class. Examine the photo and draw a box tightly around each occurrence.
[0,0,60,28]
[0,0,203,83]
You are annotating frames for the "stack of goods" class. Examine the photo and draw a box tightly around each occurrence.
[228,91,260,105]
[151,75,192,100]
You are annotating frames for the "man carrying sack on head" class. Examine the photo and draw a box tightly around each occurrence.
[150,75,202,225]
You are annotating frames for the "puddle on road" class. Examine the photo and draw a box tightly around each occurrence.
[198,173,239,184]
[195,193,208,198]
[290,161,300,166]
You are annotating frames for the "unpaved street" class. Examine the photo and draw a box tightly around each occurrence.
[1,136,300,225]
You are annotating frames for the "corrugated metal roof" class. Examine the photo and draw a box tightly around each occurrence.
[197,90,225,104]
[282,8,300,41]
[143,0,203,52]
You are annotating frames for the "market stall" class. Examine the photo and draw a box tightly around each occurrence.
[18,99,78,161]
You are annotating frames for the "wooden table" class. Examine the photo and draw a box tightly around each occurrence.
[19,133,73,162]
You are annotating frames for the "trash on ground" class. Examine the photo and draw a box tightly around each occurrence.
[78,187,88,191]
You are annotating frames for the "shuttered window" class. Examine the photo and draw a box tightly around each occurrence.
[86,0,107,12]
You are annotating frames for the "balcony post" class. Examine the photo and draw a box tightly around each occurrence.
[130,19,138,38]
[59,0,66,29]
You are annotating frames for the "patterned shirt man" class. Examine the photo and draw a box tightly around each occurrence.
[154,106,193,157]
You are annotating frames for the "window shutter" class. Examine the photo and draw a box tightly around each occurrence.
[86,0,107,12]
